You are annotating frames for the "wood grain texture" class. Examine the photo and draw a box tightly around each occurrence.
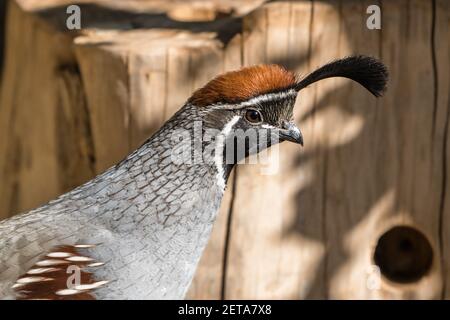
[0,0,76,218]
[436,0,450,299]
[224,1,325,299]
[0,0,449,299]
[0,0,6,79]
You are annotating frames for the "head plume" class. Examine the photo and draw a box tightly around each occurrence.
[295,55,388,97]
[188,55,388,108]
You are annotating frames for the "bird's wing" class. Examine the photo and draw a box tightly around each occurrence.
[0,207,111,300]
[10,244,108,300]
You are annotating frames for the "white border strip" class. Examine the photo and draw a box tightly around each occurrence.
[209,88,297,110]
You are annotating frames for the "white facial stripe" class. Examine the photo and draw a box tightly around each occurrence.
[222,116,241,136]
[236,89,297,107]
[261,124,276,129]
[215,116,241,191]
[208,89,297,110]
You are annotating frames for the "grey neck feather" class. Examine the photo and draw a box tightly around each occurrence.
[89,104,228,298]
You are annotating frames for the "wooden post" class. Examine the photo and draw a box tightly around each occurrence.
[0,0,449,299]
[0,1,6,78]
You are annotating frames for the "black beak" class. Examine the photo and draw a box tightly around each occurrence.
[279,121,303,146]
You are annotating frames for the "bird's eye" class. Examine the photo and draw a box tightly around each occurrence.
[245,109,263,124]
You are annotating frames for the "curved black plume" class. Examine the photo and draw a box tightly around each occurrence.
[295,55,388,97]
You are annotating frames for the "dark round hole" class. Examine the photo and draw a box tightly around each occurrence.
[373,226,433,284]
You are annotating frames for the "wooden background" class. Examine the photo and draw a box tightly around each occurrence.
[0,0,449,299]
[0,1,6,81]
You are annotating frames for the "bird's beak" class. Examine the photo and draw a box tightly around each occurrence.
[279,121,303,146]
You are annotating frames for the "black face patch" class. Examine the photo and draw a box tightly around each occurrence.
[243,95,296,127]
[202,93,297,132]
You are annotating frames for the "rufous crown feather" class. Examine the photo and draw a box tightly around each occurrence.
[189,64,297,107]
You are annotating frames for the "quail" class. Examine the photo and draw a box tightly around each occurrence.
[0,56,387,299]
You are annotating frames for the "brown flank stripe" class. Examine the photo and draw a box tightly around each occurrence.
[12,244,108,300]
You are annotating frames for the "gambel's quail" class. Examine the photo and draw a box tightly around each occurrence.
[0,56,387,299]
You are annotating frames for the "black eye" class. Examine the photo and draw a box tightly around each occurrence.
[245,109,263,124]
